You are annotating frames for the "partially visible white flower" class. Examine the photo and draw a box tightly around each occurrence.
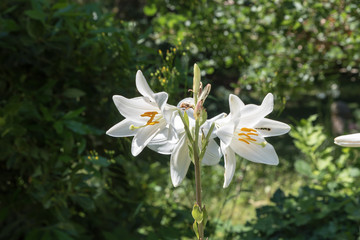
[216,93,291,188]
[334,133,360,147]
[170,98,224,187]
[106,70,176,156]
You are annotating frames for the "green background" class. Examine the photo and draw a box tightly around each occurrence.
[1,0,360,239]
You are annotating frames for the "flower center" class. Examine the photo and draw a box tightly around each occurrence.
[237,128,267,147]
[130,111,161,130]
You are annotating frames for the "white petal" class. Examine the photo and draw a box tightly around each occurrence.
[230,136,279,165]
[177,98,195,108]
[208,113,227,122]
[162,104,178,124]
[238,93,274,126]
[214,114,231,127]
[147,126,179,154]
[113,95,158,123]
[229,94,244,120]
[202,139,222,166]
[221,142,236,188]
[136,70,154,99]
[254,118,291,137]
[170,135,191,187]
[216,122,236,147]
[131,121,165,156]
[153,92,168,111]
[202,113,227,138]
[171,112,186,134]
[177,98,195,119]
[106,119,137,137]
[334,133,360,147]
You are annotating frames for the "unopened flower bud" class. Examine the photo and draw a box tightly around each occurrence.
[193,63,201,97]
[198,83,211,103]
[194,100,203,120]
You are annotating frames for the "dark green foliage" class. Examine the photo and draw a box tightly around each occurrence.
[0,0,192,239]
[1,0,360,239]
[237,187,360,240]
[145,0,360,104]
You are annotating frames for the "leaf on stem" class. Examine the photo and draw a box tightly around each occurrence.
[192,203,204,223]
[193,220,199,239]
[203,205,208,228]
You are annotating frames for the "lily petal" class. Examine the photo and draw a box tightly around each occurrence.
[170,135,191,187]
[221,142,236,188]
[230,136,279,165]
[238,93,274,126]
[177,98,195,118]
[131,120,165,156]
[203,113,227,137]
[217,122,236,147]
[163,104,178,123]
[106,119,137,137]
[334,133,360,147]
[229,94,244,120]
[147,126,178,154]
[153,92,168,111]
[254,118,291,137]
[113,95,158,123]
[136,70,155,99]
[202,139,222,165]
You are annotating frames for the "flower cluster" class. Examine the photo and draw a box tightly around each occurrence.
[107,65,291,187]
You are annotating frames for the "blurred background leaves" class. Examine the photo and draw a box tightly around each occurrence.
[1,0,359,239]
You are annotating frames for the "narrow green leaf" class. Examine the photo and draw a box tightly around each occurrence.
[203,205,208,228]
[193,220,199,239]
[183,111,190,127]
[199,109,207,126]
[63,107,86,120]
[177,110,193,143]
[25,10,46,23]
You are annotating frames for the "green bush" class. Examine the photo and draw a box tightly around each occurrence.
[145,0,360,104]
[1,0,360,239]
[238,187,360,240]
[227,115,360,240]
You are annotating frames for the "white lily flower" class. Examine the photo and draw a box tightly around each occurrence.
[216,93,291,188]
[334,133,360,147]
[170,98,223,187]
[106,70,176,156]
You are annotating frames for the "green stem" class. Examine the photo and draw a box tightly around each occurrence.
[193,120,204,239]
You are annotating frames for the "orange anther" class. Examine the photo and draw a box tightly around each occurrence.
[238,132,257,142]
[238,138,250,144]
[140,111,160,125]
[247,133,258,136]
[240,127,256,132]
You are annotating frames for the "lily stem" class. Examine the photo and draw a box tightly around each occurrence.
[193,120,204,239]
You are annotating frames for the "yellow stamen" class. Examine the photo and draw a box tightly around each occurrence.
[238,133,257,142]
[237,128,266,147]
[141,111,159,125]
[246,133,258,136]
[240,127,257,132]
[130,111,161,130]
[238,138,250,144]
